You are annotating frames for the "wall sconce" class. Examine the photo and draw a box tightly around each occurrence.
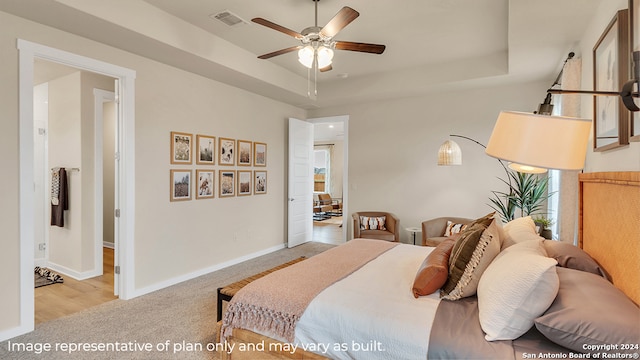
[485,112,591,171]
[545,51,639,112]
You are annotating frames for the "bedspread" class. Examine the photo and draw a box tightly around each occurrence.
[221,239,398,342]
[294,243,440,360]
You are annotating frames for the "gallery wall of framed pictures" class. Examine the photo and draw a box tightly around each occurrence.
[169,131,268,202]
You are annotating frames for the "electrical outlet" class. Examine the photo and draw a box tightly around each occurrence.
[38,243,46,251]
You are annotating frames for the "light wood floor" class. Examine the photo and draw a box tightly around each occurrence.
[35,247,117,324]
[313,216,344,245]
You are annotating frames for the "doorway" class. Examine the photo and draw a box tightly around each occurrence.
[310,115,349,245]
[31,60,118,323]
[17,39,136,336]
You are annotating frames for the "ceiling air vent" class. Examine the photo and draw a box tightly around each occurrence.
[210,10,248,27]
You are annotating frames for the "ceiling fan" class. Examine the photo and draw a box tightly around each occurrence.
[251,0,386,72]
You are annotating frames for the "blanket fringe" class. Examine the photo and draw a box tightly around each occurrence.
[222,302,299,342]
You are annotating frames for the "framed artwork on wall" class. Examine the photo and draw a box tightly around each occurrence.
[237,170,252,196]
[237,140,252,166]
[195,169,215,199]
[254,142,267,167]
[170,131,192,164]
[219,137,235,165]
[254,170,267,195]
[196,135,215,165]
[630,0,640,141]
[170,169,191,201]
[219,170,236,197]
[592,9,630,151]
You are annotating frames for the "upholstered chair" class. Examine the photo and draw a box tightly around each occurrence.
[352,211,400,242]
[313,193,333,220]
[421,217,473,246]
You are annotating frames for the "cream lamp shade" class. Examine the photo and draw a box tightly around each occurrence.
[485,111,592,171]
[437,140,462,165]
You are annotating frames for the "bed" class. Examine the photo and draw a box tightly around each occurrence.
[218,171,640,360]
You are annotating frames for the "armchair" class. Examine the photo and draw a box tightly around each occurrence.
[352,211,400,242]
[421,217,472,246]
[313,193,333,220]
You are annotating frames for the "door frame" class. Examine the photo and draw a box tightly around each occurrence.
[16,39,136,337]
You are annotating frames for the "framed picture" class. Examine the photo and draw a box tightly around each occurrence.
[254,142,267,167]
[237,170,252,196]
[195,169,214,199]
[219,170,235,197]
[196,135,215,165]
[170,131,192,164]
[219,137,235,165]
[170,169,191,201]
[592,9,630,151]
[254,170,267,195]
[631,0,640,141]
[237,140,252,166]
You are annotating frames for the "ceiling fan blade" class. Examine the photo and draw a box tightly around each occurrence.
[257,46,302,59]
[320,6,359,39]
[319,65,333,72]
[334,41,386,54]
[251,18,303,39]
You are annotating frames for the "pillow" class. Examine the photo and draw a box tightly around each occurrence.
[477,239,559,341]
[535,267,640,353]
[542,240,609,280]
[501,216,543,250]
[444,221,467,237]
[412,238,456,298]
[360,216,386,230]
[440,217,501,300]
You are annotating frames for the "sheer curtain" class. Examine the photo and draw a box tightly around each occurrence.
[314,145,334,195]
[548,57,582,243]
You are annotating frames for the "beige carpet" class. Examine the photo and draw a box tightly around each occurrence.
[1,242,334,360]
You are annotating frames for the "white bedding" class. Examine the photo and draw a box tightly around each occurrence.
[294,243,441,360]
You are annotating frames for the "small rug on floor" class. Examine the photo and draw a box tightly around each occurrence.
[35,266,64,288]
[314,216,343,225]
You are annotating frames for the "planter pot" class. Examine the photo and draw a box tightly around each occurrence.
[540,229,553,240]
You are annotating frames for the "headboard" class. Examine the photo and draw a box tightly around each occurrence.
[579,171,640,305]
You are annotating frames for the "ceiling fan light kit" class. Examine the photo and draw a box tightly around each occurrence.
[251,0,386,97]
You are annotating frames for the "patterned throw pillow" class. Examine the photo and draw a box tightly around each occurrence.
[441,215,502,300]
[360,216,387,230]
[444,221,467,237]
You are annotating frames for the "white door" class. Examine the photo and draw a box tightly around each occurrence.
[288,118,314,248]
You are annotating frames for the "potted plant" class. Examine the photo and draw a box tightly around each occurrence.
[533,216,555,240]
[488,170,554,223]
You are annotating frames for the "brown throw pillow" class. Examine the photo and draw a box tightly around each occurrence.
[412,238,456,298]
[542,240,609,280]
[441,217,502,300]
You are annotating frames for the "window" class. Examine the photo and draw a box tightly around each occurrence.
[314,149,329,193]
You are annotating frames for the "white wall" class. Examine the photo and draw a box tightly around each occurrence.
[0,10,304,336]
[48,72,83,271]
[581,0,640,171]
[309,81,549,243]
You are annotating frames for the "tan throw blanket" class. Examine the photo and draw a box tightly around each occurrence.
[221,239,398,342]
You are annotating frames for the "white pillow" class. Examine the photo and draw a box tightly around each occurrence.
[501,216,543,250]
[477,239,559,341]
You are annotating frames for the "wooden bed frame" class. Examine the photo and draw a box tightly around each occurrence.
[218,171,640,359]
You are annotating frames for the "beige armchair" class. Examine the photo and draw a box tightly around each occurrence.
[352,211,400,242]
[421,217,472,246]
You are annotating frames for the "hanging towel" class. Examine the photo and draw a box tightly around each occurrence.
[51,168,68,227]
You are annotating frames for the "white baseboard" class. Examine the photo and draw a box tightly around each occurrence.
[0,323,33,343]
[103,241,115,249]
[46,262,102,281]
[131,243,285,298]
[34,258,47,268]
